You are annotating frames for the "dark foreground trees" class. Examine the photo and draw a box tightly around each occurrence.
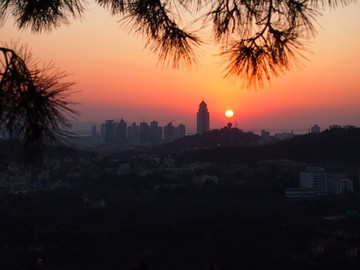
[0,0,357,87]
[0,45,77,167]
[1,181,360,270]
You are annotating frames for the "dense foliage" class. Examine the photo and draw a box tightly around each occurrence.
[1,181,359,270]
[156,127,360,164]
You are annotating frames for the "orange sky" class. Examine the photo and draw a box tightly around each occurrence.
[1,3,360,134]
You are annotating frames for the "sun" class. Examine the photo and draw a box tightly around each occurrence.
[225,109,234,118]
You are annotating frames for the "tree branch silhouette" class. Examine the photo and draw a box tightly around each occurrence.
[0,44,77,167]
[0,0,357,86]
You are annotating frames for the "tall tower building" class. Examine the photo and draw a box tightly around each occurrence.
[197,100,210,135]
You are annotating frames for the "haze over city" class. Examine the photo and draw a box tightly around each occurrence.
[1,2,359,132]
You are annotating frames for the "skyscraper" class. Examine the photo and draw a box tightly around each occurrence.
[175,124,186,139]
[139,121,150,145]
[101,120,116,144]
[127,122,139,145]
[164,122,175,143]
[197,100,209,135]
[149,121,163,145]
[115,119,127,145]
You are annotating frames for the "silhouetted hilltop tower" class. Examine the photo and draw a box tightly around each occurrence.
[197,100,210,135]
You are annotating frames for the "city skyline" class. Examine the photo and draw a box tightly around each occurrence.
[68,102,358,136]
[2,3,359,131]
[92,118,187,146]
[71,118,358,137]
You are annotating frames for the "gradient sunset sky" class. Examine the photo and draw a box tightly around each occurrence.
[1,2,360,134]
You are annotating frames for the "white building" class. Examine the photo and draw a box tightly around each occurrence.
[299,167,328,196]
[328,178,353,194]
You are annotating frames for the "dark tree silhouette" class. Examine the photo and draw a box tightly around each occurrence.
[0,44,77,167]
[0,0,357,87]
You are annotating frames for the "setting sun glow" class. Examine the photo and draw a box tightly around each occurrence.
[2,3,359,131]
[225,110,234,118]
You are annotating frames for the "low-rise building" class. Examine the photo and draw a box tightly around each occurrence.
[285,188,314,200]
[192,174,220,185]
[311,124,320,134]
[299,167,327,196]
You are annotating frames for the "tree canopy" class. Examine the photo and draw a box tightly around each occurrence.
[0,0,357,87]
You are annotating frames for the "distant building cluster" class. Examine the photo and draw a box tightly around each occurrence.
[285,167,354,200]
[299,167,354,196]
[63,101,359,150]
[257,123,358,146]
[312,123,357,133]
[258,129,295,145]
[93,119,186,146]
[89,100,211,147]
[0,162,51,193]
[64,100,211,149]
[329,124,356,130]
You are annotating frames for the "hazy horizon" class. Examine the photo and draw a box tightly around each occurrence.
[2,3,360,132]
[70,119,357,137]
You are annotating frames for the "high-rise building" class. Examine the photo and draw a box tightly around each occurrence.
[149,121,163,145]
[139,122,150,145]
[127,122,139,145]
[197,100,209,135]
[101,120,116,144]
[175,124,186,140]
[99,118,185,146]
[164,122,175,143]
[115,119,127,145]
